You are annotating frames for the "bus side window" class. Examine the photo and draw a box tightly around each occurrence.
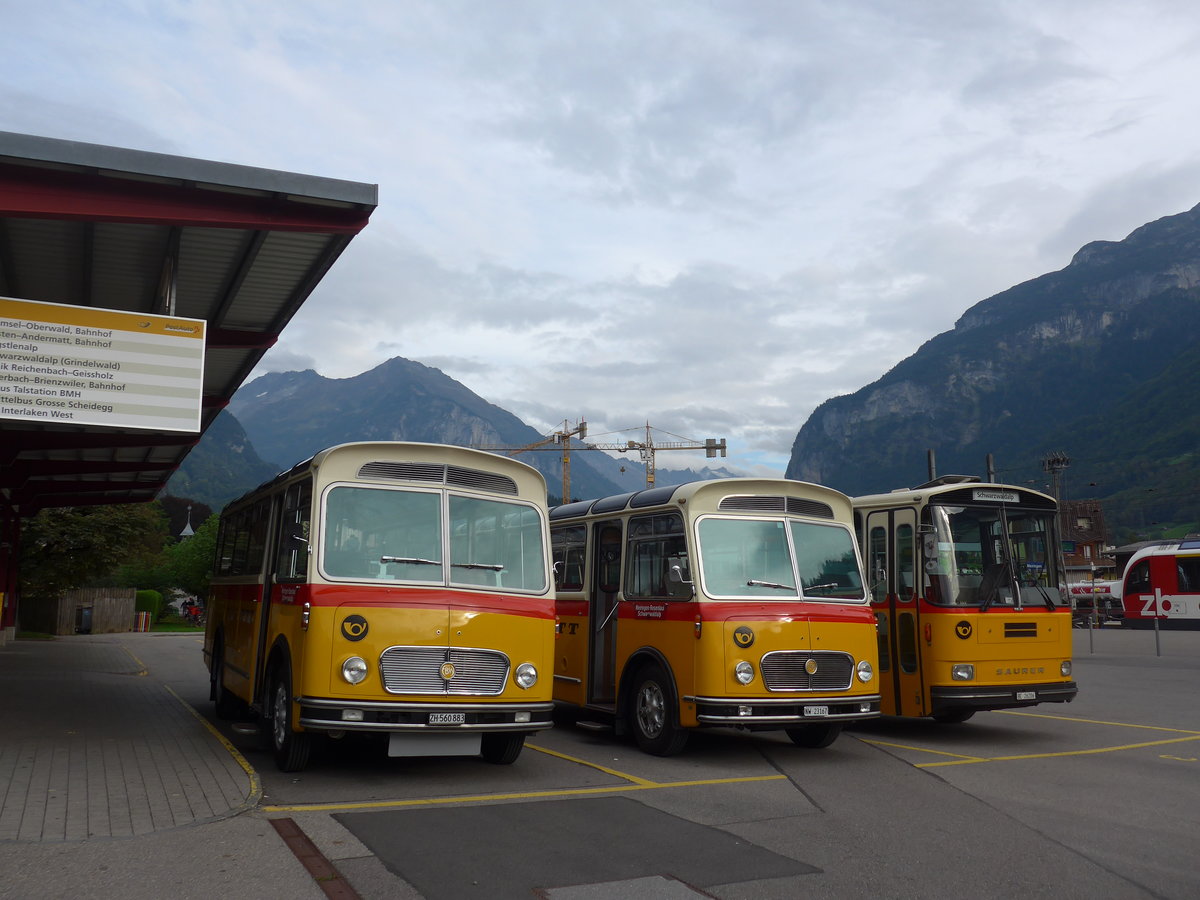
[625,514,688,600]
[897,524,914,597]
[551,526,586,591]
[275,480,312,582]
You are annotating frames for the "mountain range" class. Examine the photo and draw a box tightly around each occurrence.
[785,203,1200,538]
[169,203,1200,539]
[169,357,729,508]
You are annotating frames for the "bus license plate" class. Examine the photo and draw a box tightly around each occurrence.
[1016,691,1036,701]
[429,712,465,725]
[803,705,829,717]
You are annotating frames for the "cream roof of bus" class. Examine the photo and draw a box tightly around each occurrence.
[550,477,854,522]
[852,480,1056,510]
[221,441,547,513]
[309,441,547,496]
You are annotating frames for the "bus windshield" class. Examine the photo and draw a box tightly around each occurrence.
[321,486,547,592]
[926,504,1065,608]
[697,517,865,601]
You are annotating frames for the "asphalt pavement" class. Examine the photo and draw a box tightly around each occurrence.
[1,626,1197,899]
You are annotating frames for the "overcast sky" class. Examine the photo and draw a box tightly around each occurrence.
[5,1,1200,474]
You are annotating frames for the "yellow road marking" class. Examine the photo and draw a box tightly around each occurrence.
[163,682,263,809]
[861,739,986,762]
[997,709,1200,735]
[120,645,149,676]
[261,773,787,814]
[917,734,1200,768]
[527,743,657,785]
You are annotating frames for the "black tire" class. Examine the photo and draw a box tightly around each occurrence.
[268,660,311,772]
[211,642,244,720]
[932,709,976,724]
[480,732,525,765]
[629,663,689,756]
[785,724,842,748]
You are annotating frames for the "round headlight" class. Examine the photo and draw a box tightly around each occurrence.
[341,656,368,685]
[1060,660,1072,676]
[856,660,874,683]
[735,661,755,685]
[515,662,538,689]
[951,663,975,681]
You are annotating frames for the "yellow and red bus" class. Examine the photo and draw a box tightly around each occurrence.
[550,478,880,755]
[853,476,1077,722]
[203,442,555,771]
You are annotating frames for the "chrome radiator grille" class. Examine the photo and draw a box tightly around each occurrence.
[760,651,854,691]
[379,646,510,695]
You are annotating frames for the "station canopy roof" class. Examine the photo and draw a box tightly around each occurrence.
[0,131,377,514]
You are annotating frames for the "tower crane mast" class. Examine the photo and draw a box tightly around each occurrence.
[475,420,727,501]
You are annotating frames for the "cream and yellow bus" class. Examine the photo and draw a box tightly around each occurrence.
[204,442,556,771]
[550,479,880,755]
[853,476,1076,722]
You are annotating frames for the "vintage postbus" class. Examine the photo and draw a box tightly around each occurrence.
[853,476,1077,722]
[1120,536,1200,628]
[549,478,880,756]
[203,442,556,771]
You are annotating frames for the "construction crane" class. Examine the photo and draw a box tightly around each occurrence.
[476,420,727,501]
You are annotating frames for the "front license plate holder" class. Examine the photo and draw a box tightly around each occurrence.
[428,712,466,725]
[803,705,829,717]
[1016,691,1036,701]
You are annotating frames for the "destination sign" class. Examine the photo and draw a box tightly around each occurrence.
[972,489,1020,503]
[0,296,205,432]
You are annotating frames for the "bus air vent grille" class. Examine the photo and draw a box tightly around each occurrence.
[379,646,510,695]
[446,465,519,495]
[760,651,853,691]
[717,495,834,519]
[358,461,446,483]
[1004,622,1038,638]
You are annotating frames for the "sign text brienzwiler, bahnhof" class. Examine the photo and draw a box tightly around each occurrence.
[0,296,205,432]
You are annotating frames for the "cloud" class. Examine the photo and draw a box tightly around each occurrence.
[7,0,1200,478]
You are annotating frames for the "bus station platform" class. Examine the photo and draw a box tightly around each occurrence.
[0,633,345,899]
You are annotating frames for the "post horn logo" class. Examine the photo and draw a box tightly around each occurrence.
[732,626,755,648]
[955,620,973,639]
[341,615,368,641]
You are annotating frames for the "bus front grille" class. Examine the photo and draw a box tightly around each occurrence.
[760,651,854,691]
[379,646,510,695]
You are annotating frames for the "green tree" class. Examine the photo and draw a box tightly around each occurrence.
[168,514,219,600]
[19,503,171,603]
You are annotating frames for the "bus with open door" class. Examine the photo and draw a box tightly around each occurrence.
[853,476,1076,722]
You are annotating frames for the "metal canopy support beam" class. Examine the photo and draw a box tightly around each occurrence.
[0,163,372,234]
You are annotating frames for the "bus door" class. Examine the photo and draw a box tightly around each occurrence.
[255,480,312,701]
[588,522,623,705]
[865,508,922,716]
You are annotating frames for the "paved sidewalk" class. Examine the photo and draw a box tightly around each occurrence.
[0,634,335,900]
[0,636,254,841]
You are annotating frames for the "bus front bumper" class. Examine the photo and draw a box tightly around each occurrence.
[691,694,881,728]
[298,697,555,733]
[930,680,1078,714]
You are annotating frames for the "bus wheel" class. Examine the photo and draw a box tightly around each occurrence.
[932,709,975,724]
[268,663,311,772]
[630,664,689,756]
[480,733,525,764]
[785,724,842,748]
[211,642,244,720]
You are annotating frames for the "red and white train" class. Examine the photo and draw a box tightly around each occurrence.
[1118,536,1200,628]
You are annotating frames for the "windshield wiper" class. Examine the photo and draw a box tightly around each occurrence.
[380,556,441,566]
[453,562,504,571]
[805,582,841,592]
[1035,584,1056,611]
[747,579,795,591]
